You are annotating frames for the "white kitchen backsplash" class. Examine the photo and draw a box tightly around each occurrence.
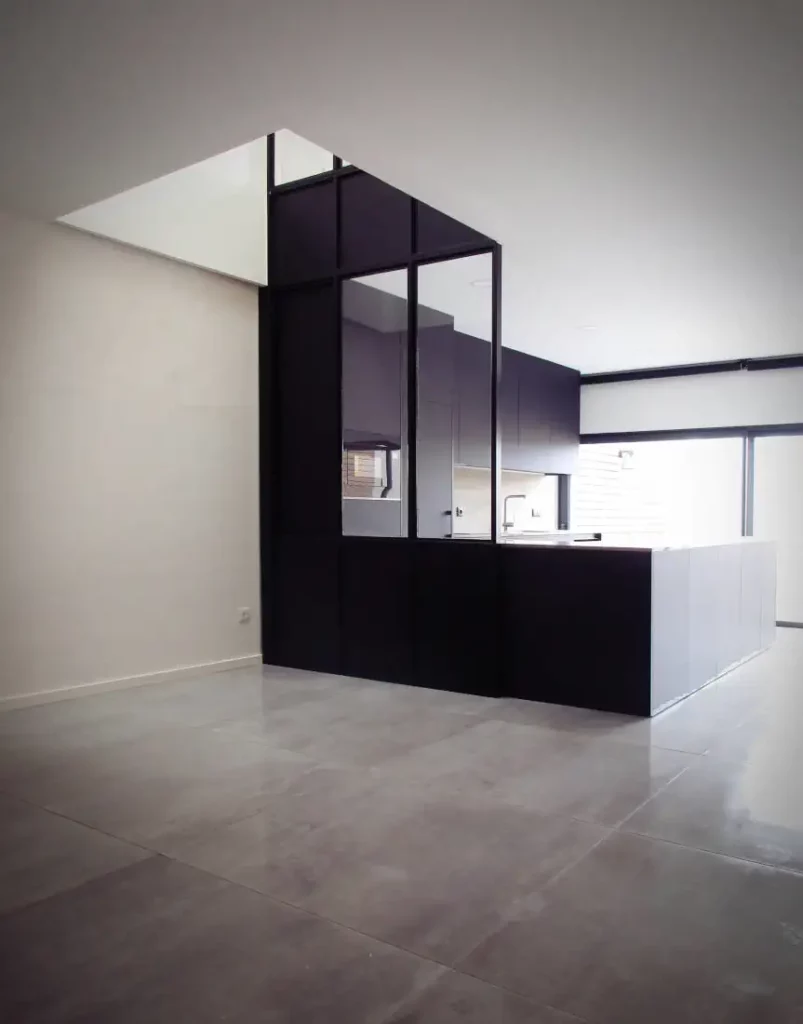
[452,468,559,535]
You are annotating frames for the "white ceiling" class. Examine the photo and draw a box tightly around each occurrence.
[3,0,803,372]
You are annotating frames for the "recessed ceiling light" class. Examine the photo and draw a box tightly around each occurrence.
[470,278,492,288]
[576,324,600,332]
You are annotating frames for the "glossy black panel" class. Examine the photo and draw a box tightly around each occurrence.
[413,541,500,697]
[274,284,341,536]
[339,173,412,272]
[417,202,492,254]
[273,538,340,672]
[503,545,652,716]
[340,539,413,683]
[271,182,336,285]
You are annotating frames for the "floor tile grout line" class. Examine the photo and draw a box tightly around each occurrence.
[151,849,463,974]
[440,824,615,983]
[604,762,698,831]
[0,784,159,858]
[613,824,803,878]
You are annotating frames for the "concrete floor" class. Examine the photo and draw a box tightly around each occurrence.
[0,633,802,1023]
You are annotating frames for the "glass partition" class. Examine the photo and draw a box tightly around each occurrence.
[416,253,493,538]
[341,270,407,537]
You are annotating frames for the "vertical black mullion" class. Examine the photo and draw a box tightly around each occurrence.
[558,475,571,530]
[743,433,755,536]
[333,155,343,171]
[334,175,345,674]
[407,263,419,539]
[491,245,502,543]
[267,133,275,192]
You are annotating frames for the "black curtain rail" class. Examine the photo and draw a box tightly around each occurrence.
[582,354,803,385]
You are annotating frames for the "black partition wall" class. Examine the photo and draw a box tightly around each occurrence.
[259,139,624,705]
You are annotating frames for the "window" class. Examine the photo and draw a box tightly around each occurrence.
[571,438,744,546]
[753,435,803,625]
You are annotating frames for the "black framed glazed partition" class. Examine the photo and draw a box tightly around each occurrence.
[259,136,647,709]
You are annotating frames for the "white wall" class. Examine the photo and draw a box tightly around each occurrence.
[0,210,261,707]
[581,367,803,435]
[59,140,267,285]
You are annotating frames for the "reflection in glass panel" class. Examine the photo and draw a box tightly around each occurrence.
[341,270,407,537]
[417,253,493,538]
[274,129,333,185]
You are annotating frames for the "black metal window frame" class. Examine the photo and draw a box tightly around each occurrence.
[267,133,504,543]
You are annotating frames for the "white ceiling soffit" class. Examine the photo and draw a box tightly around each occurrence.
[3,0,803,372]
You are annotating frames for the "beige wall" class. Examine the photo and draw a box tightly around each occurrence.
[0,210,261,707]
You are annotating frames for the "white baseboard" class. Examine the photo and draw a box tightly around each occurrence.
[0,654,263,712]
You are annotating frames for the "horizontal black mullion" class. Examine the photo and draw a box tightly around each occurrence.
[746,422,803,438]
[582,353,803,385]
[270,245,499,293]
[580,427,750,444]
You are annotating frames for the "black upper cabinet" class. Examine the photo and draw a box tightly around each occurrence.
[500,348,579,475]
[271,182,336,285]
[339,173,412,272]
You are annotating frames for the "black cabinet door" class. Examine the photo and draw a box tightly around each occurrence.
[499,348,525,471]
[503,350,580,475]
[517,355,552,472]
[455,334,492,468]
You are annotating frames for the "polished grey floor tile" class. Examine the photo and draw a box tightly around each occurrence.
[0,793,151,915]
[622,754,803,873]
[0,856,442,1024]
[214,686,483,768]
[459,831,803,1024]
[6,726,319,848]
[493,741,696,827]
[167,782,607,964]
[389,969,584,1023]
[375,718,577,799]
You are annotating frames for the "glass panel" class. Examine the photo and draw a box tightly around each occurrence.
[571,438,744,546]
[753,435,803,624]
[417,253,492,538]
[341,270,407,537]
[274,129,333,185]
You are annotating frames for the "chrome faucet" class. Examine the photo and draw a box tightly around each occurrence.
[503,494,527,532]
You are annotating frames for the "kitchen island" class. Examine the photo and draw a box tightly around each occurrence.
[503,537,776,716]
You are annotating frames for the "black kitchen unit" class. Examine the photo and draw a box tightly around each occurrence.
[260,138,686,716]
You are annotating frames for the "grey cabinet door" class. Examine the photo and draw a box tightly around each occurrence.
[417,398,454,538]
[455,334,492,468]
[342,319,404,445]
